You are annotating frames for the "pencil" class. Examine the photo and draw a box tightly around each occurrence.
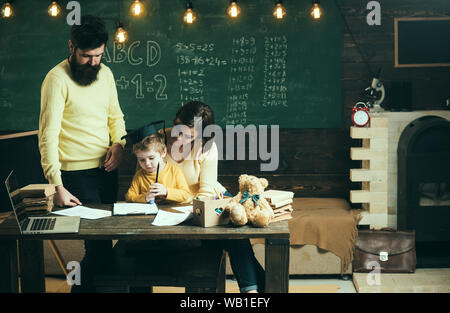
[148,162,160,205]
[213,187,222,200]
[156,162,160,183]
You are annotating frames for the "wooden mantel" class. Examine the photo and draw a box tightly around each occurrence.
[350,110,450,229]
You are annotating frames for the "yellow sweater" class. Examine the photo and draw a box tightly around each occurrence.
[38,59,126,186]
[165,140,226,199]
[125,163,192,204]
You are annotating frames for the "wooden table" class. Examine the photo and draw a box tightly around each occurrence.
[0,204,290,293]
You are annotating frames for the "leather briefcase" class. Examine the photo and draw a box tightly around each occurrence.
[353,229,416,273]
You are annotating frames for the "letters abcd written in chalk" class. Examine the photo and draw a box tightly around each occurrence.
[121,120,166,145]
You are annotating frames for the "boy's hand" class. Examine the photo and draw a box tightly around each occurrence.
[146,183,167,202]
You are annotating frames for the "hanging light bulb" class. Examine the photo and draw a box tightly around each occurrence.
[48,1,62,17]
[227,1,240,18]
[115,22,128,44]
[1,1,13,18]
[130,0,144,16]
[273,1,286,20]
[184,8,195,24]
[183,1,196,24]
[311,0,322,20]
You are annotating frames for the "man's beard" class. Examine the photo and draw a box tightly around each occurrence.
[69,56,101,86]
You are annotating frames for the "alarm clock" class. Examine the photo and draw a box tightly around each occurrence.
[351,102,370,127]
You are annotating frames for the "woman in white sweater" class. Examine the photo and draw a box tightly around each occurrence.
[165,101,264,293]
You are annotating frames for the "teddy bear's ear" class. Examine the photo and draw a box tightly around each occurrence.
[239,174,249,184]
[259,178,269,189]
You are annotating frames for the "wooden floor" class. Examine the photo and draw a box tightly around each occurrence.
[353,269,450,293]
[43,277,348,293]
[37,269,450,293]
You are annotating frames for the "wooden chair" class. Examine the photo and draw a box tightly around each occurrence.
[93,240,226,293]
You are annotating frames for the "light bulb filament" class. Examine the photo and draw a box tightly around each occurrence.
[228,2,240,18]
[115,27,128,43]
[131,0,143,16]
[273,3,286,20]
[48,2,61,17]
[186,12,193,23]
[184,8,196,24]
[2,3,12,18]
[312,3,322,19]
[276,7,283,19]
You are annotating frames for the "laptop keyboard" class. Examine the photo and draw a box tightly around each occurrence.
[29,218,56,231]
[21,219,29,230]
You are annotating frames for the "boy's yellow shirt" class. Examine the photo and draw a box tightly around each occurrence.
[126,163,192,204]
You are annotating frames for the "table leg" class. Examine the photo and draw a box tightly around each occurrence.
[0,240,19,293]
[19,239,45,293]
[265,238,289,293]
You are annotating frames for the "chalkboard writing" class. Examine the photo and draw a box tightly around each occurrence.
[226,36,256,125]
[262,36,288,109]
[0,0,342,130]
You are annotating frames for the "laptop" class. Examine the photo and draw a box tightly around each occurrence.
[5,170,80,234]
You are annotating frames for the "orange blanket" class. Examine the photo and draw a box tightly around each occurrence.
[289,198,361,274]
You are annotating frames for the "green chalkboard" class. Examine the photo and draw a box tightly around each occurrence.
[0,0,341,130]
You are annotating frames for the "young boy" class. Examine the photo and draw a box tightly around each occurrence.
[126,133,192,204]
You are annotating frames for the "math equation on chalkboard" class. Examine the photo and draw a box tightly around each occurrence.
[103,35,288,126]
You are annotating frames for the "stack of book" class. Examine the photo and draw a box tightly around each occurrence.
[263,189,294,223]
[18,184,55,216]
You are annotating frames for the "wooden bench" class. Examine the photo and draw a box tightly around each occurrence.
[93,240,226,293]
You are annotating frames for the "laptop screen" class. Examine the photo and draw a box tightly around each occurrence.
[4,171,27,233]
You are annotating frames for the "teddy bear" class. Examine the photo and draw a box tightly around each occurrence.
[224,174,274,227]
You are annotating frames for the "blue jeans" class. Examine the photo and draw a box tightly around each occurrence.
[213,191,265,292]
[214,239,265,293]
[62,167,117,293]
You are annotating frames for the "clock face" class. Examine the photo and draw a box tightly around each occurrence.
[353,110,369,126]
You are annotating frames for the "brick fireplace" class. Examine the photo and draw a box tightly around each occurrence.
[349,110,450,229]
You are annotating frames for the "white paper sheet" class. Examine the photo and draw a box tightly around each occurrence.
[152,206,193,226]
[53,205,111,220]
[113,202,158,215]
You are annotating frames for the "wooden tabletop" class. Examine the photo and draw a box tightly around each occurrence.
[0,204,290,240]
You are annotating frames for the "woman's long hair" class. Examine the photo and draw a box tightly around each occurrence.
[173,101,216,153]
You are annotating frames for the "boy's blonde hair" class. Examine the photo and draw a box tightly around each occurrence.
[133,133,166,155]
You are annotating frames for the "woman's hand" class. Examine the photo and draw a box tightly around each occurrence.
[146,183,168,202]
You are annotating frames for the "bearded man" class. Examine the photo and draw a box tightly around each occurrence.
[38,15,126,292]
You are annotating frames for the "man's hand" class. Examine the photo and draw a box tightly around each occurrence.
[55,185,82,207]
[104,143,123,172]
